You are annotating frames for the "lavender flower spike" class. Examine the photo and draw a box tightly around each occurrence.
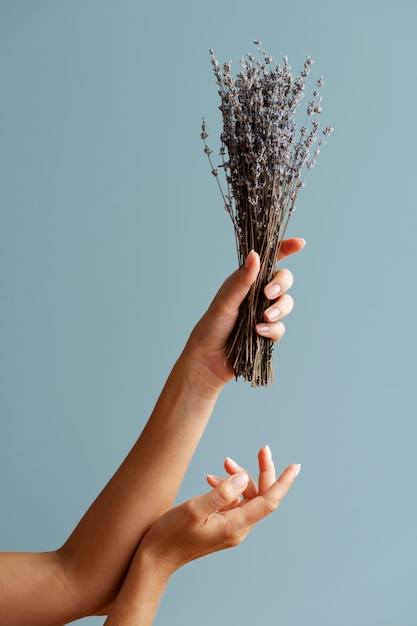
[203,42,332,386]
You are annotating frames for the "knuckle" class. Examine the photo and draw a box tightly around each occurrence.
[216,482,234,504]
[223,527,244,548]
[182,500,200,524]
[264,499,279,516]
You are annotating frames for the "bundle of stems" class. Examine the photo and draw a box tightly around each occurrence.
[202,41,333,386]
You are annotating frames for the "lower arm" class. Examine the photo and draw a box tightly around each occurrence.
[103,549,171,626]
[59,350,222,614]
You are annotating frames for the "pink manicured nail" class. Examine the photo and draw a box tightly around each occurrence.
[265,283,281,299]
[266,307,280,321]
[207,474,222,485]
[256,324,270,336]
[293,464,301,478]
[244,250,255,268]
[231,472,249,488]
[226,457,240,470]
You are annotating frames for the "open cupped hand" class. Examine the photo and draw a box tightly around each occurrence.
[139,447,300,574]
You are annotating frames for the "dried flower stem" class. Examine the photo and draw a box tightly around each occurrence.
[203,42,333,386]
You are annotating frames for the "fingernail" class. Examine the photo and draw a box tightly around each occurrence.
[265,444,272,459]
[256,324,270,336]
[207,474,223,485]
[265,284,281,299]
[244,250,255,269]
[298,238,306,247]
[226,457,240,470]
[266,307,280,321]
[231,472,249,489]
[293,464,301,478]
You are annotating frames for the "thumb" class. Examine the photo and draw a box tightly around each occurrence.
[226,251,260,309]
[210,251,260,315]
[197,473,249,517]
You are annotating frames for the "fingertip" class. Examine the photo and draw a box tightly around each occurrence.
[275,463,302,491]
[278,237,306,260]
[287,463,301,480]
[289,237,306,252]
[220,252,260,310]
[256,321,286,340]
[244,249,259,270]
[294,463,301,478]
[207,474,223,486]
[225,456,241,472]
[258,444,272,462]
[242,251,260,285]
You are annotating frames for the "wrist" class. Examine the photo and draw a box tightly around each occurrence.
[138,536,186,580]
[104,549,170,626]
[130,545,173,584]
[179,339,232,397]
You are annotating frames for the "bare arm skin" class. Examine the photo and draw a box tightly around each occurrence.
[0,240,304,625]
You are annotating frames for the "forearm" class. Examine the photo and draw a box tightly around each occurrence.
[103,550,170,626]
[0,351,221,626]
[0,551,78,626]
[58,348,223,615]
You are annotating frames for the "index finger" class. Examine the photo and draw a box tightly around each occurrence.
[277,238,305,261]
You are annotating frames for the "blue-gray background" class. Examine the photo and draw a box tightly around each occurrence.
[1,1,416,624]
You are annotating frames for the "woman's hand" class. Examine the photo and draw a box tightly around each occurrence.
[139,446,300,573]
[104,448,300,625]
[184,238,305,388]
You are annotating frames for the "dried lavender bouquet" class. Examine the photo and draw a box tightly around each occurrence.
[202,41,333,386]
